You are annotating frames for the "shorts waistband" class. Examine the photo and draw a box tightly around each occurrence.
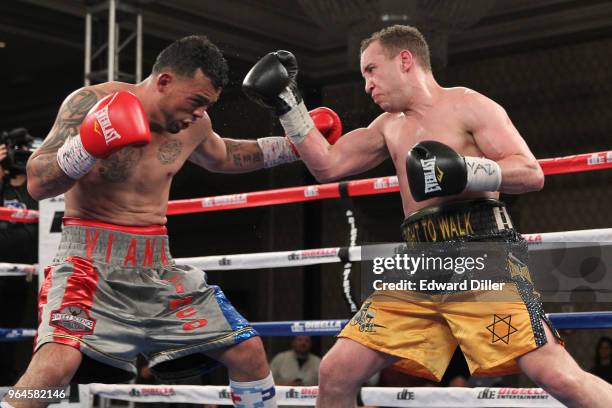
[56,217,172,268]
[401,199,515,243]
[63,217,168,235]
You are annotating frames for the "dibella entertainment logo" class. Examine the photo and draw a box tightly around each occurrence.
[285,388,318,399]
[478,388,549,401]
[129,388,176,397]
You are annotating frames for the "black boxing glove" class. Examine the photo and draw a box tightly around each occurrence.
[406,141,502,202]
[243,51,313,145]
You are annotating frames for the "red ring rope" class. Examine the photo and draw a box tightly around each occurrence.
[2,150,610,221]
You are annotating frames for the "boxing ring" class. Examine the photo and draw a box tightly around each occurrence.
[1,150,611,407]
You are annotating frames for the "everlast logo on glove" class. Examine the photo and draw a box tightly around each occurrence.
[93,101,122,145]
[421,157,443,193]
[407,140,502,202]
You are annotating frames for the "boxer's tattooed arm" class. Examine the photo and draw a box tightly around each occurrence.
[37,90,99,154]
[26,89,99,197]
[28,154,74,192]
[224,139,263,168]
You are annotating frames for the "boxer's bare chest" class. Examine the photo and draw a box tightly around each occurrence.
[382,102,484,214]
[93,133,191,185]
[384,107,473,172]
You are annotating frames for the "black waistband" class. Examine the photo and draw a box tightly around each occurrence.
[401,199,515,243]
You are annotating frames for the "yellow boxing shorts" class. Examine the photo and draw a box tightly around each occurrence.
[339,199,562,381]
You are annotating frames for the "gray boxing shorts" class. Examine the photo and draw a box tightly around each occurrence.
[36,217,257,382]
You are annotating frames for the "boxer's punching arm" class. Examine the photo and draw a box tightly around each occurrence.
[189,107,346,173]
[189,129,265,173]
[296,115,389,183]
[465,91,544,193]
[27,88,100,200]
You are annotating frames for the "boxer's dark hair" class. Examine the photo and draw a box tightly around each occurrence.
[153,35,229,90]
[360,25,431,72]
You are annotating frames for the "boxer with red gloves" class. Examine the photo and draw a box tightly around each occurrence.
[8,35,336,408]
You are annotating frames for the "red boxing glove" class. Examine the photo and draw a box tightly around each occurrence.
[57,91,151,179]
[80,91,150,158]
[310,107,343,144]
[257,106,343,167]
[287,107,343,156]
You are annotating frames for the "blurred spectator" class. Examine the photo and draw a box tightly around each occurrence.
[591,336,612,384]
[448,375,470,387]
[270,336,321,386]
[0,137,39,385]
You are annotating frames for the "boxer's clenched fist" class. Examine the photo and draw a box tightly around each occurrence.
[57,91,151,179]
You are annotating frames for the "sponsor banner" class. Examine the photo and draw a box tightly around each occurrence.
[372,176,399,190]
[86,385,564,407]
[201,193,247,208]
[178,247,345,271]
[89,385,315,406]
[290,320,345,334]
[360,387,564,407]
[89,384,232,405]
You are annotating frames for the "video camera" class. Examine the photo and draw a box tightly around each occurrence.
[0,128,39,175]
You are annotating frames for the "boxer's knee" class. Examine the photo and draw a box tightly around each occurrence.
[223,337,270,379]
[20,343,81,385]
[532,365,585,403]
[318,353,360,396]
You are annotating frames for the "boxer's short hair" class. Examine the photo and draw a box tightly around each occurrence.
[360,25,432,72]
[153,35,229,90]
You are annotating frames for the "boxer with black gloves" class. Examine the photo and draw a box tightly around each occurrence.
[242,25,612,408]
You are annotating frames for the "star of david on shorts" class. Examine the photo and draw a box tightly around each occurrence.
[486,314,518,344]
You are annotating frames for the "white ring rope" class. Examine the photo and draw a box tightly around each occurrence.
[179,228,612,272]
[1,228,610,276]
[79,383,564,407]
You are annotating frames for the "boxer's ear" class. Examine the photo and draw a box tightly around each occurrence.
[399,49,414,72]
[156,72,173,91]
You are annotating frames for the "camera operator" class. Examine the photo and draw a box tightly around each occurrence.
[0,128,40,385]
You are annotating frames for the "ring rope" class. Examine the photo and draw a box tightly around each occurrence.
[176,228,611,271]
[0,383,566,407]
[1,228,609,276]
[83,383,565,407]
[3,311,612,342]
[2,150,610,222]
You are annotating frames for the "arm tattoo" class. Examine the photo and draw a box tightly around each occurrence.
[98,146,143,183]
[28,154,74,192]
[225,139,263,168]
[157,139,182,165]
[38,90,98,154]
